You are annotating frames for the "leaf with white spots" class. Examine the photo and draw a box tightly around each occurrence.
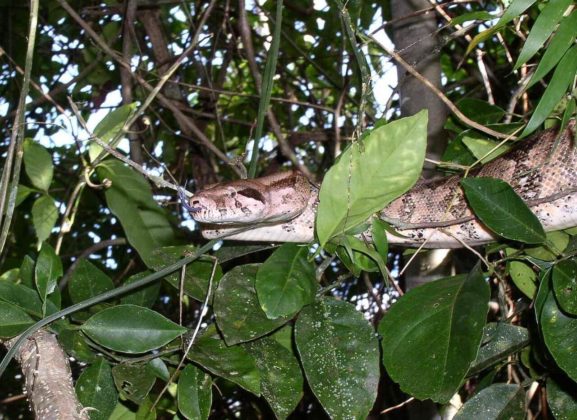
[541,286,577,382]
[75,359,118,420]
[214,264,290,345]
[295,298,379,419]
[379,264,490,402]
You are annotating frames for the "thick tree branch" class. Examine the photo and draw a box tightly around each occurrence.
[3,330,88,419]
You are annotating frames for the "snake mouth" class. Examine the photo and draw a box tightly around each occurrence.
[178,188,205,213]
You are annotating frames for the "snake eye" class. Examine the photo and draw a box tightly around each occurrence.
[236,188,265,203]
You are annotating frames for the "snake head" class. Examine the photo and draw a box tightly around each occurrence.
[185,183,270,224]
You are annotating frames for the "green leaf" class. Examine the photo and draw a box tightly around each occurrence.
[454,384,525,420]
[32,195,58,243]
[69,259,114,304]
[81,305,186,353]
[514,0,573,69]
[247,0,283,177]
[379,266,490,402]
[316,111,427,247]
[541,288,577,382]
[466,0,537,55]
[15,184,33,207]
[547,376,577,420]
[178,364,212,420]
[75,359,118,420]
[256,244,317,319]
[112,363,156,404]
[89,103,136,162]
[508,260,537,298]
[97,160,176,267]
[371,219,389,263]
[522,45,577,136]
[35,243,63,308]
[59,327,99,363]
[23,139,53,191]
[553,259,577,315]
[525,230,569,261]
[295,298,379,419]
[0,301,35,338]
[188,325,261,395]
[461,177,546,244]
[120,271,160,308]
[450,11,494,27]
[214,264,289,345]
[528,10,577,88]
[535,268,553,323]
[0,281,45,318]
[457,98,506,125]
[247,337,303,419]
[462,135,511,163]
[149,246,222,302]
[468,323,530,375]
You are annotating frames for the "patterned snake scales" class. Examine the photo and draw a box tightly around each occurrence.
[186,122,577,248]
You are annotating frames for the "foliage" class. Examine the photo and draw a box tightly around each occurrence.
[0,0,576,419]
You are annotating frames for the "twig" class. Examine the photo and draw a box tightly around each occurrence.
[381,397,415,414]
[0,0,39,255]
[151,257,218,411]
[56,0,243,177]
[366,33,514,140]
[67,98,183,193]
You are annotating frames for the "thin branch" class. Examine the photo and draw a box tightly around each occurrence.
[56,0,243,177]
[0,0,40,255]
[367,33,514,140]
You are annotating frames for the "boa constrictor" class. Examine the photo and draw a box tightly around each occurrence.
[185,122,577,248]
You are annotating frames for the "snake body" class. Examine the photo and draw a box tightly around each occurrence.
[187,122,577,248]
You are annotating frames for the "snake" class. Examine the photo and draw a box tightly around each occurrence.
[184,122,577,248]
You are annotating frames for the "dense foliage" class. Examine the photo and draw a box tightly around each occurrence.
[1,0,577,418]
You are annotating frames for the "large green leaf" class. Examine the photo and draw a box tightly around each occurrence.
[454,384,525,420]
[547,376,577,420]
[468,323,530,375]
[514,0,573,69]
[188,325,261,395]
[97,160,176,266]
[522,45,577,136]
[75,359,118,420]
[247,336,304,419]
[112,363,156,404]
[528,10,577,88]
[81,305,186,353]
[23,139,53,191]
[461,177,546,244]
[69,259,114,304]
[214,264,289,345]
[256,244,317,319]
[379,266,489,402]
[316,111,427,247]
[541,289,577,382]
[178,364,212,420]
[295,298,379,419]
[0,281,45,318]
[553,259,577,315]
[31,195,58,243]
[0,301,35,338]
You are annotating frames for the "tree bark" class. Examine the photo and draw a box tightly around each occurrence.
[4,330,88,419]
